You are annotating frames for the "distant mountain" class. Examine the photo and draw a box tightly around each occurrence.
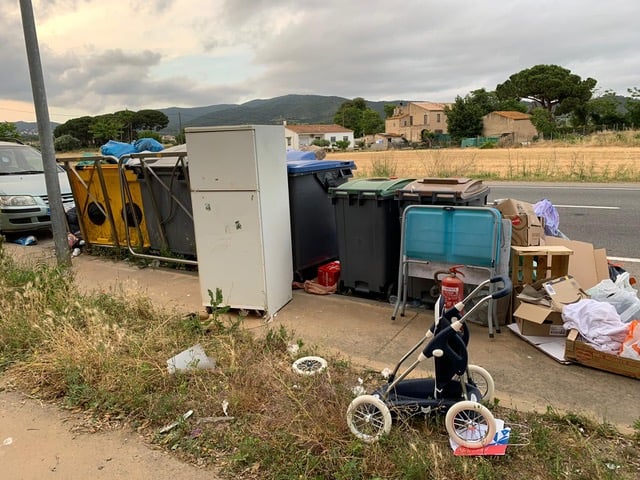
[12,95,407,135]
[15,120,60,135]
[158,94,404,134]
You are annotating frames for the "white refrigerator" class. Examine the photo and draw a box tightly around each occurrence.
[185,125,293,316]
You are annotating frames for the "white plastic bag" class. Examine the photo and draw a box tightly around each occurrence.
[587,278,640,323]
[615,272,637,293]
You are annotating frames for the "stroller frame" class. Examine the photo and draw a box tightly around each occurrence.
[346,275,511,446]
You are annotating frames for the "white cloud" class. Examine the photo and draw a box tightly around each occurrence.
[2,0,639,122]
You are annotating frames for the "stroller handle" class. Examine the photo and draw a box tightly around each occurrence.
[489,276,512,299]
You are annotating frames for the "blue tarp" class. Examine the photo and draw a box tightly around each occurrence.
[134,137,164,153]
[286,150,317,161]
[100,140,136,159]
[100,138,165,160]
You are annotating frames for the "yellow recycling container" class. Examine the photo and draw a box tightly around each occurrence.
[66,161,150,249]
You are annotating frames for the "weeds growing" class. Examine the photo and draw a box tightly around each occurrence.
[0,242,639,479]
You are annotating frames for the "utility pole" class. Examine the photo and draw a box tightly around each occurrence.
[20,0,70,266]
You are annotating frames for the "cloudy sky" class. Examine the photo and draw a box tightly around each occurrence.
[2,0,639,124]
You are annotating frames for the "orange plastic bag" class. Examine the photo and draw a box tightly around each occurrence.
[619,320,640,360]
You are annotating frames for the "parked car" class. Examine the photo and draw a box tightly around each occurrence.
[0,139,74,234]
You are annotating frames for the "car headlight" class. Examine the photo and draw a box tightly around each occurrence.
[0,195,38,207]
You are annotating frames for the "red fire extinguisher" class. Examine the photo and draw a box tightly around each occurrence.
[434,265,465,310]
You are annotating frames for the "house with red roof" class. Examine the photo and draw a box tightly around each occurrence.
[284,123,354,150]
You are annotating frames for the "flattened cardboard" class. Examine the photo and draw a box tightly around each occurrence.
[506,323,571,364]
[565,329,640,379]
[495,198,543,246]
[543,275,587,306]
[544,237,609,289]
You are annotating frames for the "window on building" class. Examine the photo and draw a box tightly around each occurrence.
[286,136,292,146]
[330,136,336,142]
[343,136,348,141]
[410,116,413,126]
[424,114,428,125]
[437,113,441,123]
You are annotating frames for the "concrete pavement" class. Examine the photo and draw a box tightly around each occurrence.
[3,238,639,434]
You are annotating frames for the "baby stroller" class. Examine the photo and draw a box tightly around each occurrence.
[346,275,512,447]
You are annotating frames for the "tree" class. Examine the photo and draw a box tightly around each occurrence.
[384,104,396,118]
[133,109,169,131]
[444,95,484,141]
[444,88,528,141]
[496,65,597,123]
[113,110,136,143]
[626,87,640,128]
[529,108,557,139]
[54,116,94,146]
[333,97,383,137]
[0,121,20,140]
[89,114,124,144]
[361,109,384,136]
[587,90,626,129]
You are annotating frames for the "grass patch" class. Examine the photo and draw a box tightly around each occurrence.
[357,153,398,177]
[0,241,639,478]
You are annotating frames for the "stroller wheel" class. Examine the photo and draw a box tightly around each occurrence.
[346,395,392,443]
[292,356,327,375]
[445,401,496,449]
[466,365,495,402]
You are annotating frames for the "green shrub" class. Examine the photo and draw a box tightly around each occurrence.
[137,130,162,142]
[54,134,82,152]
[312,139,330,147]
[335,139,350,151]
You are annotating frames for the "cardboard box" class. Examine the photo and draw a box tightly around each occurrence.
[514,302,566,336]
[543,237,609,289]
[565,329,640,379]
[495,198,544,246]
[513,276,588,336]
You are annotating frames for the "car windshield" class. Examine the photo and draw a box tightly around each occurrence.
[0,145,46,175]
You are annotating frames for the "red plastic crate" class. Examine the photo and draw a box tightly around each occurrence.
[318,261,341,286]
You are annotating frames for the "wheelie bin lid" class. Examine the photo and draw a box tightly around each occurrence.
[287,159,356,174]
[329,177,415,199]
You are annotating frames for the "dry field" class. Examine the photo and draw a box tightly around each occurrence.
[326,145,640,181]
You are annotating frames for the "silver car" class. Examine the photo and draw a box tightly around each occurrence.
[0,139,74,233]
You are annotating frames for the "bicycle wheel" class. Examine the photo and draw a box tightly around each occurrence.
[292,356,327,375]
[346,395,392,443]
[466,364,495,402]
[445,400,496,449]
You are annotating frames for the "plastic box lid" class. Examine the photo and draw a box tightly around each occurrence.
[398,177,488,199]
[287,159,355,174]
[330,177,415,198]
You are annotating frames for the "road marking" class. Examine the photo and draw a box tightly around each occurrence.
[607,256,640,264]
[554,205,620,210]
[492,185,640,191]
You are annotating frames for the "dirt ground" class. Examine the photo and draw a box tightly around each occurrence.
[326,145,640,179]
[0,390,218,480]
